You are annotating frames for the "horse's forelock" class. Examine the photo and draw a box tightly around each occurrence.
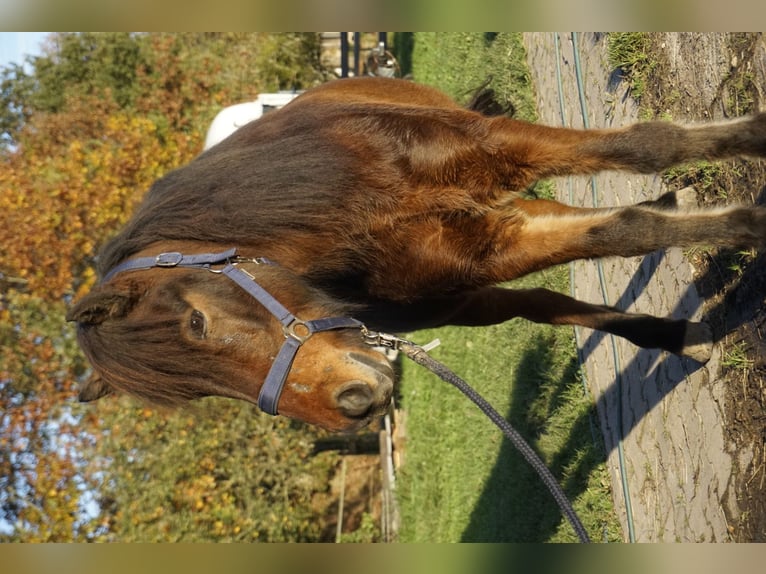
[75,283,247,407]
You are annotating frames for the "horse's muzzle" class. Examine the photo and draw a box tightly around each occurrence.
[337,352,395,419]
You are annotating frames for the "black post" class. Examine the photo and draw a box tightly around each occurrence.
[353,32,360,76]
[340,32,349,78]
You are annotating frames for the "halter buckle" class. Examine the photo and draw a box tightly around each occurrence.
[155,252,184,267]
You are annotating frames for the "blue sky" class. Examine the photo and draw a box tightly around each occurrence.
[0,32,49,70]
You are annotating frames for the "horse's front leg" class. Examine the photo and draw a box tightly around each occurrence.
[443,286,712,363]
[481,191,766,281]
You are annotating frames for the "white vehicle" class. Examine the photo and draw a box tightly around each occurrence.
[203,91,300,150]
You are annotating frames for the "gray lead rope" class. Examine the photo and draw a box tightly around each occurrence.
[363,329,591,543]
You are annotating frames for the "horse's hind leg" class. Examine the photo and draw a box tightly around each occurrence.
[484,113,766,185]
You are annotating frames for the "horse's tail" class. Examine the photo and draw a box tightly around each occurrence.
[465,76,515,117]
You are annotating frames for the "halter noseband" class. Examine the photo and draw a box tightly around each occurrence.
[101,248,363,415]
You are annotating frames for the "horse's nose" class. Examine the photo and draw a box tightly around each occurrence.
[337,351,394,420]
[336,381,375,417]
[347,351,394,387]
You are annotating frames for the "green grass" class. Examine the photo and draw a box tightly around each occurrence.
[720,340,754,371]
[392,33,621,543]
[606,33,654,102]
[408,32,537,121]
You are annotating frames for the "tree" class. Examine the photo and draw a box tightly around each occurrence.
[1,32,337,542]
[0,63,35,149]
[91,399,335,542]
[253,33,325,91]
[0,292,99,541]
[28,33,145,114]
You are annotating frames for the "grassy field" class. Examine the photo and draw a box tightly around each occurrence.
[392,33,621,543]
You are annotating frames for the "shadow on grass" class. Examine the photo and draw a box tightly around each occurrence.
[459,332,606,542]
[391,33,414,79]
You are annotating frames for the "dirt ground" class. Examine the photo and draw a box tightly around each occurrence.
[313,453,382,542]
[525,32,766,542]
[644,32,766,542]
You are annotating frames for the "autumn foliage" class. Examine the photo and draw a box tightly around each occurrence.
[1,32,342,541]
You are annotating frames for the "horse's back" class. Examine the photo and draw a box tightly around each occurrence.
[285,77,462,110]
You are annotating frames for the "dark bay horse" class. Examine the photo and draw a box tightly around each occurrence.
[67,77,766,431]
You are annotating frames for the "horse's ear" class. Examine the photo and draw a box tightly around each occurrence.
[78,373,113,402]
[66,285,137,325]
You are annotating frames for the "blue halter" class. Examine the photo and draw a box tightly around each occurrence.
[101,248,363,415]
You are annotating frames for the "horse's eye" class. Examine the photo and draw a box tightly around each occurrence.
[189,310,207,339]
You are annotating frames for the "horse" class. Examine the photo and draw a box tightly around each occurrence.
[67,76,766,432]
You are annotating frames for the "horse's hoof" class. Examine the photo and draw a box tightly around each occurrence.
[675,186,698,210]
[680,321,713,363]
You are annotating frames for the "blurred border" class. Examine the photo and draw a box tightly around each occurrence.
[3,4,766,568]
[2,544,766,574]
[2,1,766,31]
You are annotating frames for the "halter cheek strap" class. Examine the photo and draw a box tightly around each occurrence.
[101,249,362,415]
[221,264,362,414]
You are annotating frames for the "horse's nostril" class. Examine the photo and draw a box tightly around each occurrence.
[336,381,374,417]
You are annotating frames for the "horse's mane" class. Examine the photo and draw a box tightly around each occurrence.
[96,106,369,277]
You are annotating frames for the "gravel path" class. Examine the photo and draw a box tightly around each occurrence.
[523,32,737,542]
